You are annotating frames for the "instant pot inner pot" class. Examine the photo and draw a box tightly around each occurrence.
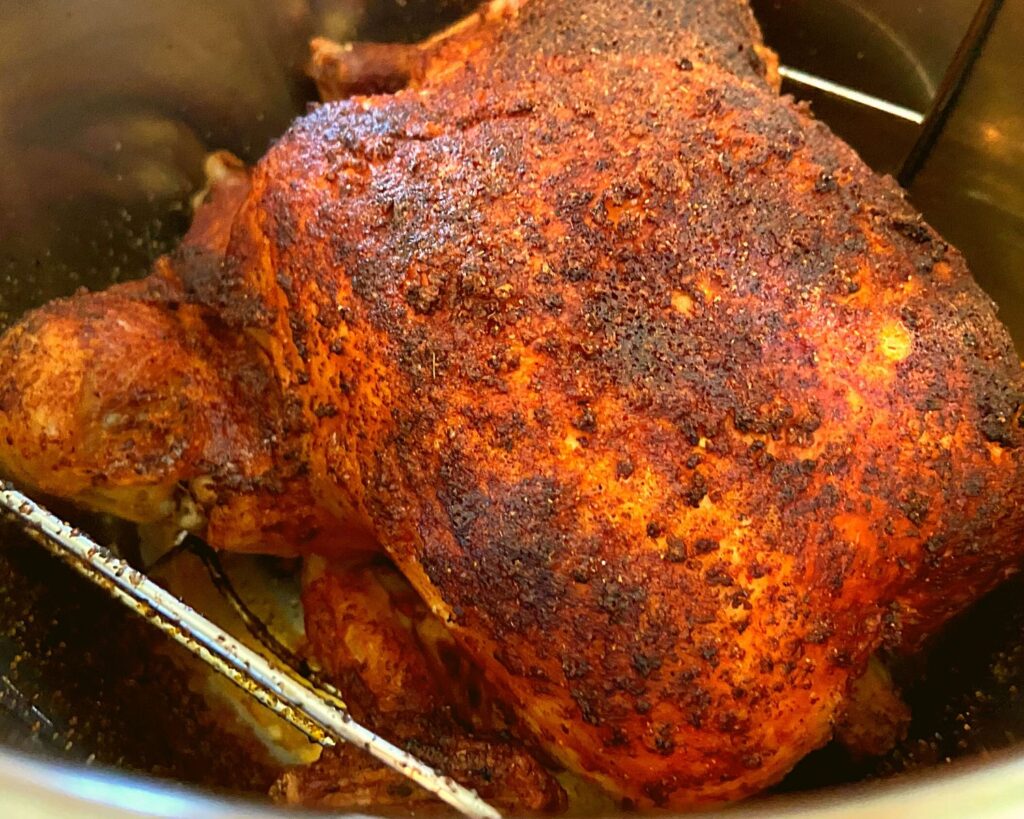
[1,0,1024,812]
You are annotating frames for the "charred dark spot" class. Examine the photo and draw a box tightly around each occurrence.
[666,536,687,562]
[806,618,834,644]
[561,655,591,680]
[405,283,442,315]
[705,564,734,587]
[889,216,932,244]
[543,291,566,314]
[898,491,930,526]
[632,652,662,677]
[562,266,592,282]
[980,409,1018,447]
[313,403,338,419]
[428,470,568,635]
[492,412,527,451]
[571,688,602,726]
[683,471,708,507]
[573,406,598,433]
[693,538,719,555]
[814,173,838,193]
[597,579,647,625]
[653,724,676,756]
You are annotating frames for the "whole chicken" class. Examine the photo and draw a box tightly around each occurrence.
[2,0,1024,810]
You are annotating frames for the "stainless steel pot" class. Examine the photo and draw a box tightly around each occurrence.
[1,0,1023,815]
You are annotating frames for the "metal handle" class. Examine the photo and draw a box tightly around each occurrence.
[0,485,500,819]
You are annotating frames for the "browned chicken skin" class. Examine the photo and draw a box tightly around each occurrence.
[2,0,1024,810]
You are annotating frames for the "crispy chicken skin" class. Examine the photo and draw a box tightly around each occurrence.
[2,0,1024,809]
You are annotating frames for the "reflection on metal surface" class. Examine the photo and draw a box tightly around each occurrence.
[751,0,942,173]
[777,66,924,124]
[0,486,501,819]
[897,0,1007,186]
[0,674,63,749]
[904,0,1024,352]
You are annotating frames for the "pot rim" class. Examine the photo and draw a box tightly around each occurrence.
[1,740,1022,818]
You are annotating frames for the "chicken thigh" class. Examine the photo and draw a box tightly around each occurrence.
[2,0,1024,810]
[274,555,566,811]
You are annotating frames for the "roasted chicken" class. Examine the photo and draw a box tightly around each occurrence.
[2,0,1024,810]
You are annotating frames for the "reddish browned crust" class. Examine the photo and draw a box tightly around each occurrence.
[1,0,1023,809]
[310,0,778,103]
[224,21,1024,805]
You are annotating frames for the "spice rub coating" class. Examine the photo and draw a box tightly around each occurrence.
[206,3,1024,803]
